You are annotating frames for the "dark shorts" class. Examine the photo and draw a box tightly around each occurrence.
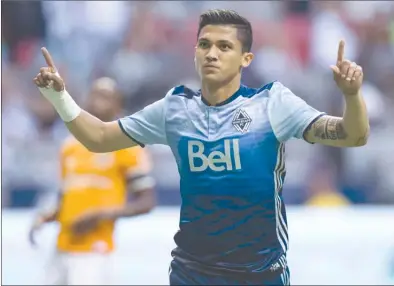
[169,259,290,286]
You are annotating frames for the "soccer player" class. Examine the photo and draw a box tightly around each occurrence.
[28,77,156,285]
[33,9,369,286]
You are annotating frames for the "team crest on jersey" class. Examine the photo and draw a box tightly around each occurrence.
[232,109,252,133]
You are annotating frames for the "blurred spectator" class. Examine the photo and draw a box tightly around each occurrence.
[3,91,67,207]
[2,1,47,66]
[309,1,359,71]
[305,163,351,207]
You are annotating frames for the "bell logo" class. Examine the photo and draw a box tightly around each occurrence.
[188,139,242,172]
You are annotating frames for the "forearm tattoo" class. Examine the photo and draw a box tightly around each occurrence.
[311,117,348,140]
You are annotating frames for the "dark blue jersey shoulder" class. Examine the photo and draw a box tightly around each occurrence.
[256,81,276,93]
[171,85,199,99]
[242,81,276,98]
[224,81,277,100]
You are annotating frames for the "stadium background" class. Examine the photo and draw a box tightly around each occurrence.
[2,1,394,284]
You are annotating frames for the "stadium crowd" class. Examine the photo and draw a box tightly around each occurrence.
[2,1,394,208]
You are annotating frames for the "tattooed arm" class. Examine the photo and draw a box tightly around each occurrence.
[303,92,370,147]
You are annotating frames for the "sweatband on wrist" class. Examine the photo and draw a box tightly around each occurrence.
[38,87,81,122]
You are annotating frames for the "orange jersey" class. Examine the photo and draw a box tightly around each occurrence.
[56,137,152,253]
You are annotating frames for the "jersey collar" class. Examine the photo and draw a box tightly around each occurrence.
[200,85,245,107]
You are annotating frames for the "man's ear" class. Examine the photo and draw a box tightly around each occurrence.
[241,52,254,68]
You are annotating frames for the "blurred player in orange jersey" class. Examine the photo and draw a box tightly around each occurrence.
[28,77,156,285]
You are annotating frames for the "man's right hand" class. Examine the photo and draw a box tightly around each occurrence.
[32,47,83,123]
[28,211,57,247]
[31,47,137,152]
[28,217,45,247]
[33,47,65,92]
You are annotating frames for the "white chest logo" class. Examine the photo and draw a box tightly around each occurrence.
[188,139,242,172]
[232,109,252,133]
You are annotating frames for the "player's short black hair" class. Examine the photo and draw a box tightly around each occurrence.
[197,9,253,53]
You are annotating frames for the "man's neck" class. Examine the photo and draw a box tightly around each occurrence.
[201,76,241,106]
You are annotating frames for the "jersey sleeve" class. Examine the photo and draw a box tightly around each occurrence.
[117,147,155,192]
[267,82,325,142]
[118,88,174,147]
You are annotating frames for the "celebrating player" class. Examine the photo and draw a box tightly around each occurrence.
[33,9,369,286]
[29,77,156,285]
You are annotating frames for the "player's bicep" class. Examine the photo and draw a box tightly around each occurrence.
[303,115,349,147]
[101,121,141,152]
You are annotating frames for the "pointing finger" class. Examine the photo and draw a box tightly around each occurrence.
[41,47,57,72]
[337,40,345,65]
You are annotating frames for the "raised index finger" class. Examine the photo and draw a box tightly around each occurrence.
[41,47,57,72]
[337,40,345,64]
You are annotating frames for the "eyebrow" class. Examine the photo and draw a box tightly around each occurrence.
[217,40,233,46]
[198,38,234,45]
[198,37,210,42]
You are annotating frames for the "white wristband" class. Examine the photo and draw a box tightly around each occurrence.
[38,87,81,122]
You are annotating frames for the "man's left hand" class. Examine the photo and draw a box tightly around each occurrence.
[70,210,113,235]
[330,40,364,96]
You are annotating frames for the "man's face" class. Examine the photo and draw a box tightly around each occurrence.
[86,88,120,121]
[195,25,253,85]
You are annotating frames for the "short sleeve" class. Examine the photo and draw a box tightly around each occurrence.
[267,82,325,142]
[117,147,155,192]
[117,147,152,176]
[118,88,174,147]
